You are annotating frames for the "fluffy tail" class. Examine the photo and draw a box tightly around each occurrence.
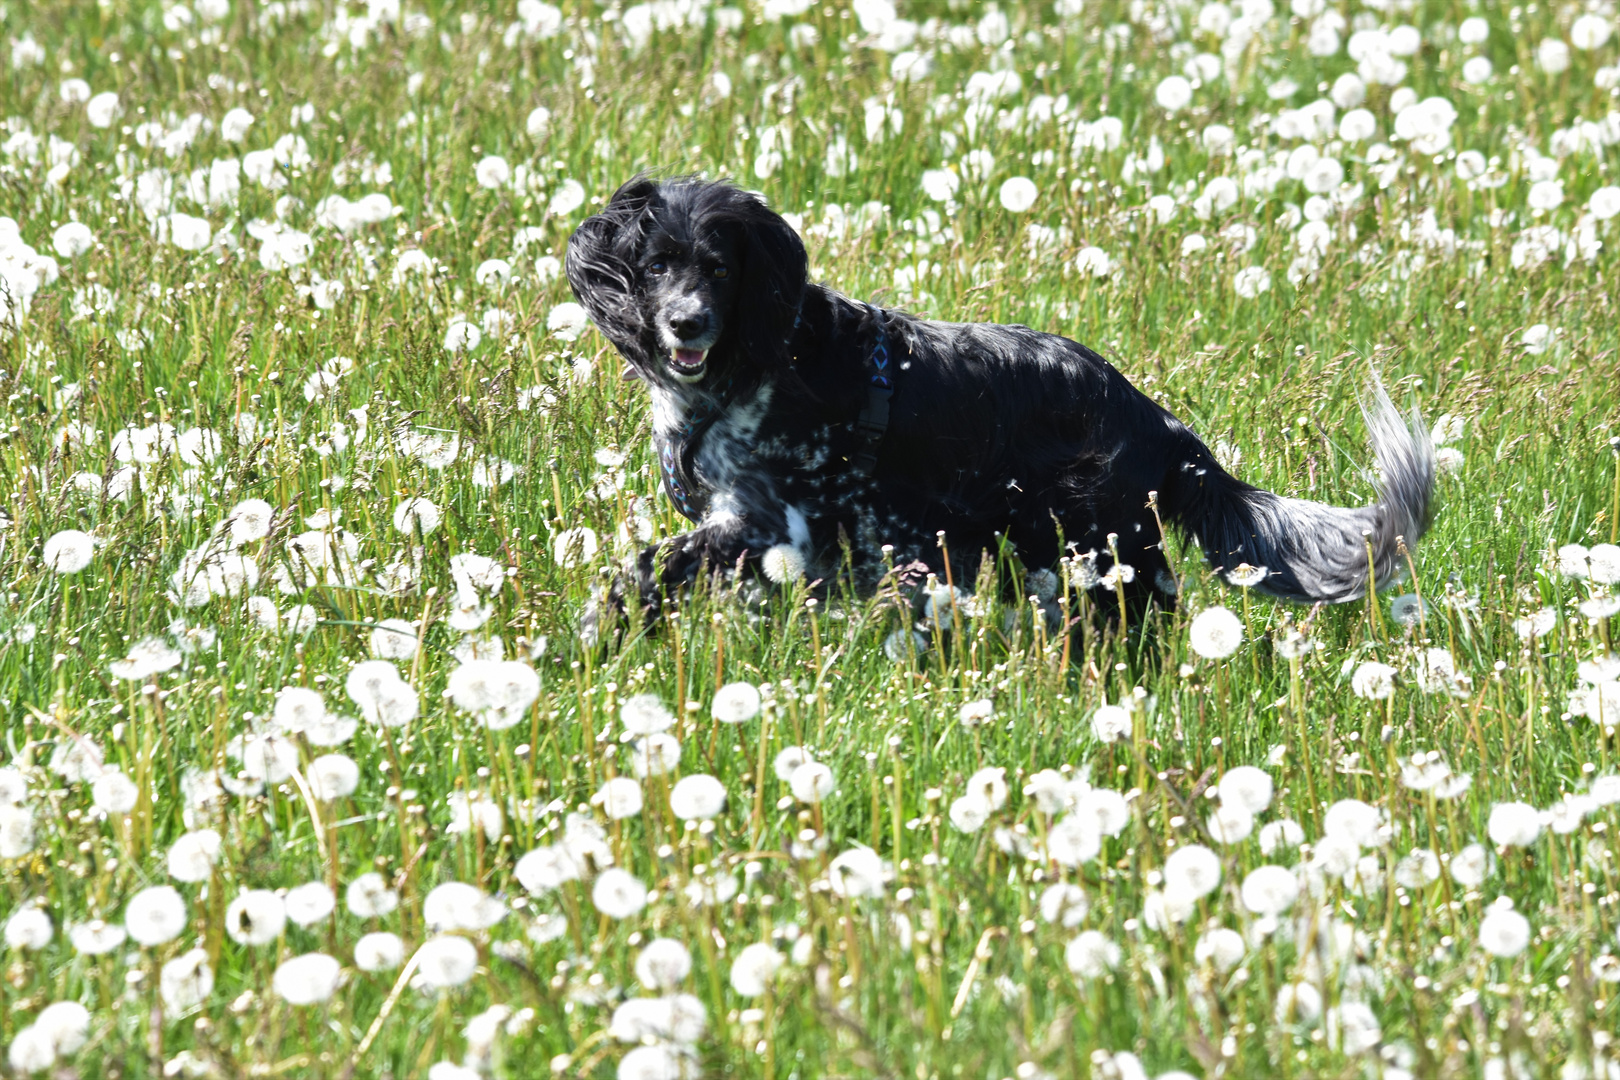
[1167,380,1435,603]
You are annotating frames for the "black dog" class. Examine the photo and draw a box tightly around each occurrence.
[565,176,1434,624]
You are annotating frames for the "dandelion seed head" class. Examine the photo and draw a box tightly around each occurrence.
[1275,981,1323,1024]
[635,937,693,991]
[789,761,835,804]
[1091,703,1131,743]
[1195,926,1247,972]
[1389,594,1429,627]
[447,659,540,729]
[160,948,214,1013]
[617,1042,698,1080]
[346,872,400,919]
[18,1007,82,1072]
[4,905,52,951]
[593,776,644,820]
[827,846,886,898]
[1232,266,1272,299]
[354,931,406,972]
[1217,765,1273,814]
[1450,843,1491,887]
[1240,865,1300,916]
[1046,813,1102,867]
[1487,801,1542,848]
[1064,930,1121,979]
[1479,899,1531,957]
[1206,803,1255,845]
[998,176,1039,212]
[761,543,806,584]
[1073,787,1130,837]
[392,497,441,535]
[631,733,682,778]
[91,768,139,815]
[1025,769,1070,815]
[167,829,222,883]
[515,845,581,896]
[1038,883,1089,928]
[424,881,506,932]
[284,882,336,928]
[552,526,599,567]
[1189,606,1244,658]
[949,794,990,833]
[669,773,728,820]
[1327,1001,1381,1055]
[883,629,928,662]
[621,693,675,735]
[773,745,814,781]
[1350,661,1397,700]
[1154,75,1193,112]
[124,885,187,947]
[42,529,95,574]
[593,868,650,919]
[1323,799,1383,847]
[1164,844,1223,901]
[68,919,125,956]
[273,952,342,1005]
[546,301,588,340]
[711,681,762,723]
[225,889,286,946]
[109,637,183,681]
[1393,848,1441,889]
[729,942,783,997]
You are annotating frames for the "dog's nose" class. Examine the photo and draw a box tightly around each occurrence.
[666,307,708,343]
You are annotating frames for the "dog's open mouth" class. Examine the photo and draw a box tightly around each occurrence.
[671,347,708,375]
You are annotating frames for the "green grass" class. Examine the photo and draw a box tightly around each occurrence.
[3,1,1620,1078]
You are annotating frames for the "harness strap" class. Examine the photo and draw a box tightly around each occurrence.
[656,369,739,521]
[852,303,895,476]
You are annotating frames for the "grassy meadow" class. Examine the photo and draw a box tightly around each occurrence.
[3,0,1620,1077]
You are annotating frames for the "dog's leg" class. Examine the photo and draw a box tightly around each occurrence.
[623,512,786,624]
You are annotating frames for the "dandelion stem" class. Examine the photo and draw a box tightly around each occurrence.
[1363,533,1381,643]
[671,607,687,730]
[340,949,426,1080]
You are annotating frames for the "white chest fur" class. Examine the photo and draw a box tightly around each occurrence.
[648,380,776,527]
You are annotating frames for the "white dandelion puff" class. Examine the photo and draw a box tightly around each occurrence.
[592,868,649,919]
[711,681,762,723]
[1479,899,1531,958]
[125,885,188,947]
[355,931,406,972]
[273,953,343,1005]
[1189,606,1243,658]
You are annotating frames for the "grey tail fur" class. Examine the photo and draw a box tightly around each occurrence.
[1167,379,1436,604]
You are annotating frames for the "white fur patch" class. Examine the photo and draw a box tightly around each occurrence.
[694,380,774,489]
[648,385,684,439]
[784,504,810,551]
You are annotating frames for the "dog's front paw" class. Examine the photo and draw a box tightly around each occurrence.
[627,545,670,626]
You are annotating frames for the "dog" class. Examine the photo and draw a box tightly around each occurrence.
[564,176,1434,627]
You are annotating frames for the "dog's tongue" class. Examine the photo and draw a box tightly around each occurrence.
[673,348,706,369]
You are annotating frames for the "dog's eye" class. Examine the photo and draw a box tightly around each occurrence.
[712,265,729,279]
[648,261,668,275]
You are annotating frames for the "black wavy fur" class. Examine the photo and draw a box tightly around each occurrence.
[565,175,1436,627]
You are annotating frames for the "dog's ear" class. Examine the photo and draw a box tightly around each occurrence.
[735,195,808,364]
[564,177,659,356]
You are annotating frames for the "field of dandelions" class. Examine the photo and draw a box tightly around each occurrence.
[3,0,1620,1077]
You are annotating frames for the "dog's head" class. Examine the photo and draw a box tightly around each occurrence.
[565,176,807,388]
